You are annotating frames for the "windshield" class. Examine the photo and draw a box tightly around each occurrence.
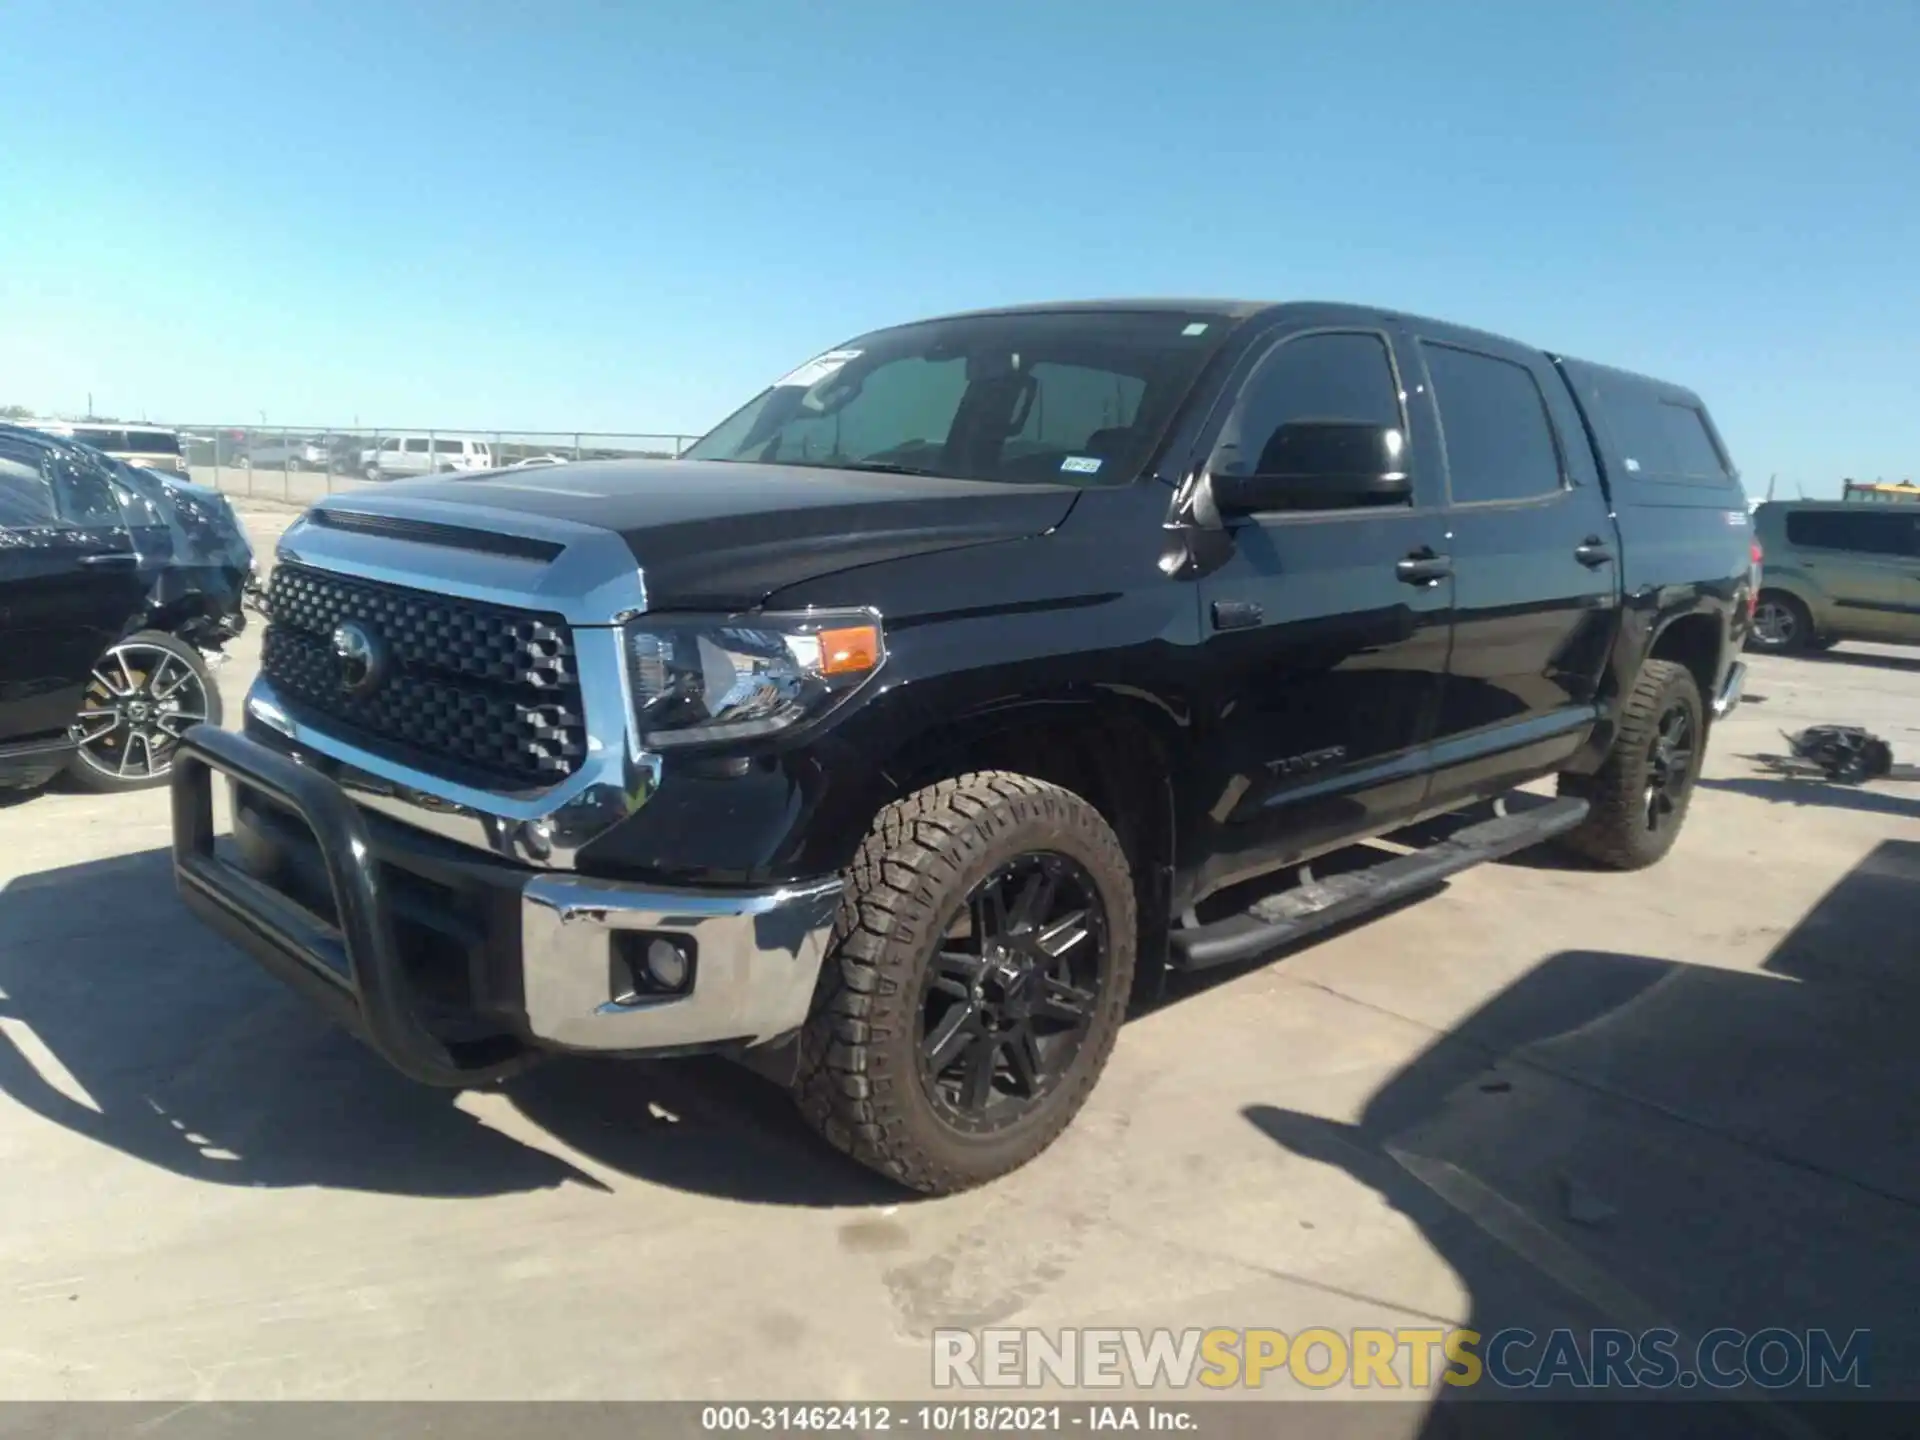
[684,308,1238,486]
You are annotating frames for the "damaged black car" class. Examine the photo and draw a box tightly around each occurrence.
[0,424,253,794]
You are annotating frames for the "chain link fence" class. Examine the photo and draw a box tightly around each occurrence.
[174,426,702,504]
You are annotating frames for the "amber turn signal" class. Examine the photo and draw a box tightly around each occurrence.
[817,624,881,677]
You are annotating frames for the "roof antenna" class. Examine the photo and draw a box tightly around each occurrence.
[1765,472,1776,501]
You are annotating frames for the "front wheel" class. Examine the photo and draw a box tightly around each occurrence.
[64,631,223,793]
[363,464,383,482]
[793,772,1135,1195]
[1556,659,1704,870]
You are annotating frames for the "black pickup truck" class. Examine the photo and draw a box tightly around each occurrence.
[170,301,1755,1193]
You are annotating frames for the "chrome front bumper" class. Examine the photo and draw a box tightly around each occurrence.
[520,874,841,1054]
[1712,660,1747,718]
[172,725,840,1086]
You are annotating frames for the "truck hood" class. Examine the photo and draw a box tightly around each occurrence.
[349,459,1081,610]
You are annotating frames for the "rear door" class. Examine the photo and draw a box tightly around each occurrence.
[0,439,147,746]
[1405,327,1619,811]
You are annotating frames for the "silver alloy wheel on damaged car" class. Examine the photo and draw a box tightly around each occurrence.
[66,631,223,792]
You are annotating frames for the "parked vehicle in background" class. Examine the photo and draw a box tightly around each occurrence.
[169,299,1751,1193]
[1747,500,1920,652]
[21,420,189,475]
[0,425,250,794]
[508,454,571,469]
[359,435,495,480]
[229,436,331,472]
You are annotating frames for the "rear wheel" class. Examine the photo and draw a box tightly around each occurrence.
[1749,592,1814,654]
[793,772,1135,1194]
[1556,659,1703,870]
[64,631,222,793]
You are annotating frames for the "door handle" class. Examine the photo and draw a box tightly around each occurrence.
[1395,551,1452,586]
[1574,538,1615,567]
[80,552,138,567]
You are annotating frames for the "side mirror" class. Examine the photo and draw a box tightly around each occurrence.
[1209,422,1411,516]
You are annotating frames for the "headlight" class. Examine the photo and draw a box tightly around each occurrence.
[624,609,884,748]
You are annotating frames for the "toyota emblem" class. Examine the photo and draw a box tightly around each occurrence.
[331,621,387,697]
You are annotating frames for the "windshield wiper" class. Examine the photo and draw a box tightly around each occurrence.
[827,460,945,477]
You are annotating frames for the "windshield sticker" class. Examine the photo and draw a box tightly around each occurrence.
[1623,457,1641,472]
[773,348,862,391]
[1061,456,1103,475]
[1181,322,1210,336]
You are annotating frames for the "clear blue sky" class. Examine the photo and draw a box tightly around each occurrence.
[3,0,1915,495]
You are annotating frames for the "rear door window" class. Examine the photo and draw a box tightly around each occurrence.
[49,455,128,527]
[1420,342,1565,504]
[1785,510,1918,557]
[404,437,431,454]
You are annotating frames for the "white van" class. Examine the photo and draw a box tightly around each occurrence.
[358,435,495,481]
[23,420,189,474]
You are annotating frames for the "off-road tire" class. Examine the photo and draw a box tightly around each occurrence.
[1555,659,1704,870]
[792,772,1135,1195]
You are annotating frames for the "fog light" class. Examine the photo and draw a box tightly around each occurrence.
[609,932,696,1004]
[644,937,690,991]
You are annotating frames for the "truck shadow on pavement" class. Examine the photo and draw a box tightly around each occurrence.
[1246,838,1920,1434]
[1805,647,1920,677]
[1698,774,1920,821]
[0,847,900,1208]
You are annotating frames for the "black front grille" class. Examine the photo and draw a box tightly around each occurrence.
[259,562,588,787]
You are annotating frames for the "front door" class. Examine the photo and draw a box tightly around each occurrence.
[1191,325,1453,898]
[0,438,147,747]
[1402,328,1619,810]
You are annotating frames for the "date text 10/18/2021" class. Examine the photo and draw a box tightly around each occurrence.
[701,1406,1196,1433]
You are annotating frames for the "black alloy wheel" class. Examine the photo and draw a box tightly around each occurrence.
[916,852,1109,1134]
[1643,702,1696,834]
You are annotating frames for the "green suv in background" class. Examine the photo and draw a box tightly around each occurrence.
[1749,501,1920,653]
